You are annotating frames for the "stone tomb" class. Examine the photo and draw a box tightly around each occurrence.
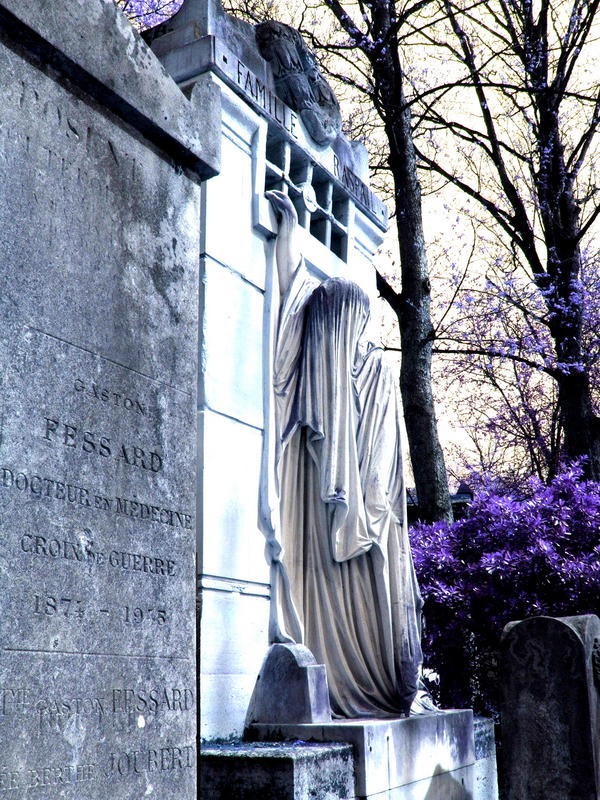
[147,0,390,740]
[0,0,218,797]
[501,614,600,800]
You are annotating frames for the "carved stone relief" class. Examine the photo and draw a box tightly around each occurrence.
[256,20,342,147]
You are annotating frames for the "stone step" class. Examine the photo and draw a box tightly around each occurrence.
[199,741,354,800]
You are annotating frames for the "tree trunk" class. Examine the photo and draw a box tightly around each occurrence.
[391,129,452,523]
[372,41,452,523]
[543,268,600,476]
[556,371,600,478]
[534,96,600,478]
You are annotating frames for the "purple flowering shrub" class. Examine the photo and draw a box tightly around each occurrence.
[410,463,600,714]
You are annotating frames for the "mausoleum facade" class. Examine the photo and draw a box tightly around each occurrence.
[147,0,389,741]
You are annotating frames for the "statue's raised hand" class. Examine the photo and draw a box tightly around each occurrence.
[266,190,301,296]
[266,190,298,225]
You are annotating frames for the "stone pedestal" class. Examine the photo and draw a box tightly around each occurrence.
[248,711,475,799]
[245,644,332,726]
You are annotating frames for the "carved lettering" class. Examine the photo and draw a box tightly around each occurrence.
[31,594,168,626]
[21,532,97,563]
[36,695,104,735]
[42,417,163,473]
[38,695,104,717]
[26,762,96,789]
[107,549,176,576]
[74,378,147,415]
[0,685,193,721]
[0,465,193,529]
[111,687,195,714]
[235,59,299,139]
[0,769,20,792]
[115,496,193,529]
[109,744,194,777]
[21,533,177,576]
[2,467,93,507]
[0,761,95,792]
[0,688,31,716]
[33,594,85,619]
[9,81,137,195]
[333,153,374,210]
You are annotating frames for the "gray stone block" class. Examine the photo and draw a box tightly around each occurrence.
[473,717,496,761]
[245,644,332,727]
[472,718,498,800]
[0,0,220,178]
[371,764,474,800]
[249,710,475,798]
[0,0,217,796]
[146,0,272,83]
[199,741,355,800]
[501,614,600,800]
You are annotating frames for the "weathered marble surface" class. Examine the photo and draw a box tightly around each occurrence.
[501,614,600,800]
[472,717,499,800]
[200,741,355,800]
[255,20,342,147]
[0,0,218,796]
[249,710,475,798]
[245,644,332,727]
[0,0,220,178]
[147,0,388,229]
[206,717,493,799]
[149,0,390,741]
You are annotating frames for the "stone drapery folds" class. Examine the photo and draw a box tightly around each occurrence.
[265,191,423,718]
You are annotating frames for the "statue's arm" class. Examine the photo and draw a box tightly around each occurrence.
[266,190,301,298]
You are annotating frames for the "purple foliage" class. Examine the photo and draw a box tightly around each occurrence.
[410,462,600,713]
[116,0,183,30]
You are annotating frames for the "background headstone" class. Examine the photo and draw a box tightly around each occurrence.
[0,0,218,796]
[501,614,600,800]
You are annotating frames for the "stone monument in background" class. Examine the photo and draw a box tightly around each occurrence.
[0,0,218,796]
[501,614,600,800]
[147,3,489,798]
[146,0,390,743]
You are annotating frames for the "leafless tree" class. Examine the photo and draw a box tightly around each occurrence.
[301,0,600,483]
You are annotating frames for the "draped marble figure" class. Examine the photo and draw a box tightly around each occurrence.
[265,190,424,718]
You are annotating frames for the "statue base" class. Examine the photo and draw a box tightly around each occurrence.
[244,643,332,728]
[246,711,476,799]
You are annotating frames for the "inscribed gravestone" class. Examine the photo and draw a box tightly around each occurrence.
[501,615,600,800]
[0,0,218,797]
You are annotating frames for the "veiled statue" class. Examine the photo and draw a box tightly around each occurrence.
[264,191,424,718]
